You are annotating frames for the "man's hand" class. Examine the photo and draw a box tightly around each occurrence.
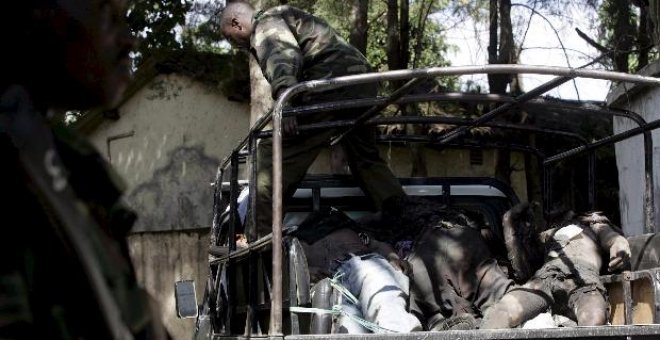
[282,116,299,136]
[275,88,300,137]
[608,237,631,272]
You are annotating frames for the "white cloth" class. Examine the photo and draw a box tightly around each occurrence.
[335,254,421,333]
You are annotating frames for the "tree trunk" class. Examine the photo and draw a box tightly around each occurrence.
[333,0,371,175]
[487,0,500,93]
[399,0,410,68]
[637,0,652,71]
[649,0,660,46]
[412,0,433,69]
[610,0,635,72]
[498,0,514,79]
[488,0,513,95]
[408,0,433,177]
[386,0,401,72]
[487,0,514,185]
[349,0,370,54]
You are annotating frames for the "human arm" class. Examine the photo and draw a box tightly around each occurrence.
[252,15,302,101]
[580,212,630,272]
[252,16,303,136]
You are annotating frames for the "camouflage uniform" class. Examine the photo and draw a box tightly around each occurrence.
[250,6,404,236]
[0,86,166,339]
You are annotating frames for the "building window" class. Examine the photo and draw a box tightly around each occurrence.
[470,149,483,166]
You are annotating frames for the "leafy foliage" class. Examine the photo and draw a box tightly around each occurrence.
[313,1,451,73]
[597,0,657,72]
[127,0,192,65]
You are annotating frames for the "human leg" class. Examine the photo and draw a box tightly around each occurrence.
[475,258,516,314]
[253,132,333,237]
[480,279,553,329]
[569,285,609,326]
[339,254,421,333]
[341,126,405,209]
[335,296,370,333]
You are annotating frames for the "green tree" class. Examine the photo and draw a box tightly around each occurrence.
[127,0,191,65]
[598,0,655,72]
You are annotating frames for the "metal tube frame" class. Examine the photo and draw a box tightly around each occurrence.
[213,65,660,336]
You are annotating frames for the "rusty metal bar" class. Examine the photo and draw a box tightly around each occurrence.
[280,324,660,340]
[211,166,225,249]
[623,272,633,325]
[439,76,574,144]
[228,152,239,252]
[249,135,258,243]
[251,65,660,147]
[330,77,426,145]
[270,90,285,337]
[248,136,259,338]
[283,93,512,117]
[263,65,660,335]
[546,118,660,233]
[263,116,589,146]
[588,151,596,210]
[643,130,655,233]
[544,118,657,164]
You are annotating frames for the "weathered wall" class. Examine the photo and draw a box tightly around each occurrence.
[87,73,250,339]
[608,61,660,236]
[128,231,209,340]
[89,73,250,231]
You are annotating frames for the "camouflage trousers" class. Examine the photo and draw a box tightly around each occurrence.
[252,106,404,237]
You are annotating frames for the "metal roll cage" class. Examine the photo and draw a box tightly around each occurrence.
[211,64,660,337]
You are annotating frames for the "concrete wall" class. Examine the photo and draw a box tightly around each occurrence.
[87,73,250,339]
[608,61,660,236]
[89,73,250,232]
[128,231,209,340]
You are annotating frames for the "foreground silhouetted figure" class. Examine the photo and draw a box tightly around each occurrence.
[481,203,630,328]
[0,0,168,338]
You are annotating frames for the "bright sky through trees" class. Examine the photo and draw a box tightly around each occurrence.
[439,2,609,101]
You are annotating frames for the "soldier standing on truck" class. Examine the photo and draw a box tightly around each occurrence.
[0,0,168,338]
[220,2,406,237]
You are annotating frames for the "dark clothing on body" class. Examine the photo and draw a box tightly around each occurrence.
[0,86,163,339]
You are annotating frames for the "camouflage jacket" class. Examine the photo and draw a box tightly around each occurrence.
[251,5,371,99]
[0,85,166,339]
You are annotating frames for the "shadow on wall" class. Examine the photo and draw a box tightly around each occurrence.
[127,144,220,232]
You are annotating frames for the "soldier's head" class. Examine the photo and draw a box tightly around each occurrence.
[1,0,134,110]
[220,2,255,48]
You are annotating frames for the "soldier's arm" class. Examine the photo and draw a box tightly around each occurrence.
[252,15,303,99]
[581,213,630,272]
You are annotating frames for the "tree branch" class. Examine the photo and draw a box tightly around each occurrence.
[512,3,580,100]
[575,27,610,53]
